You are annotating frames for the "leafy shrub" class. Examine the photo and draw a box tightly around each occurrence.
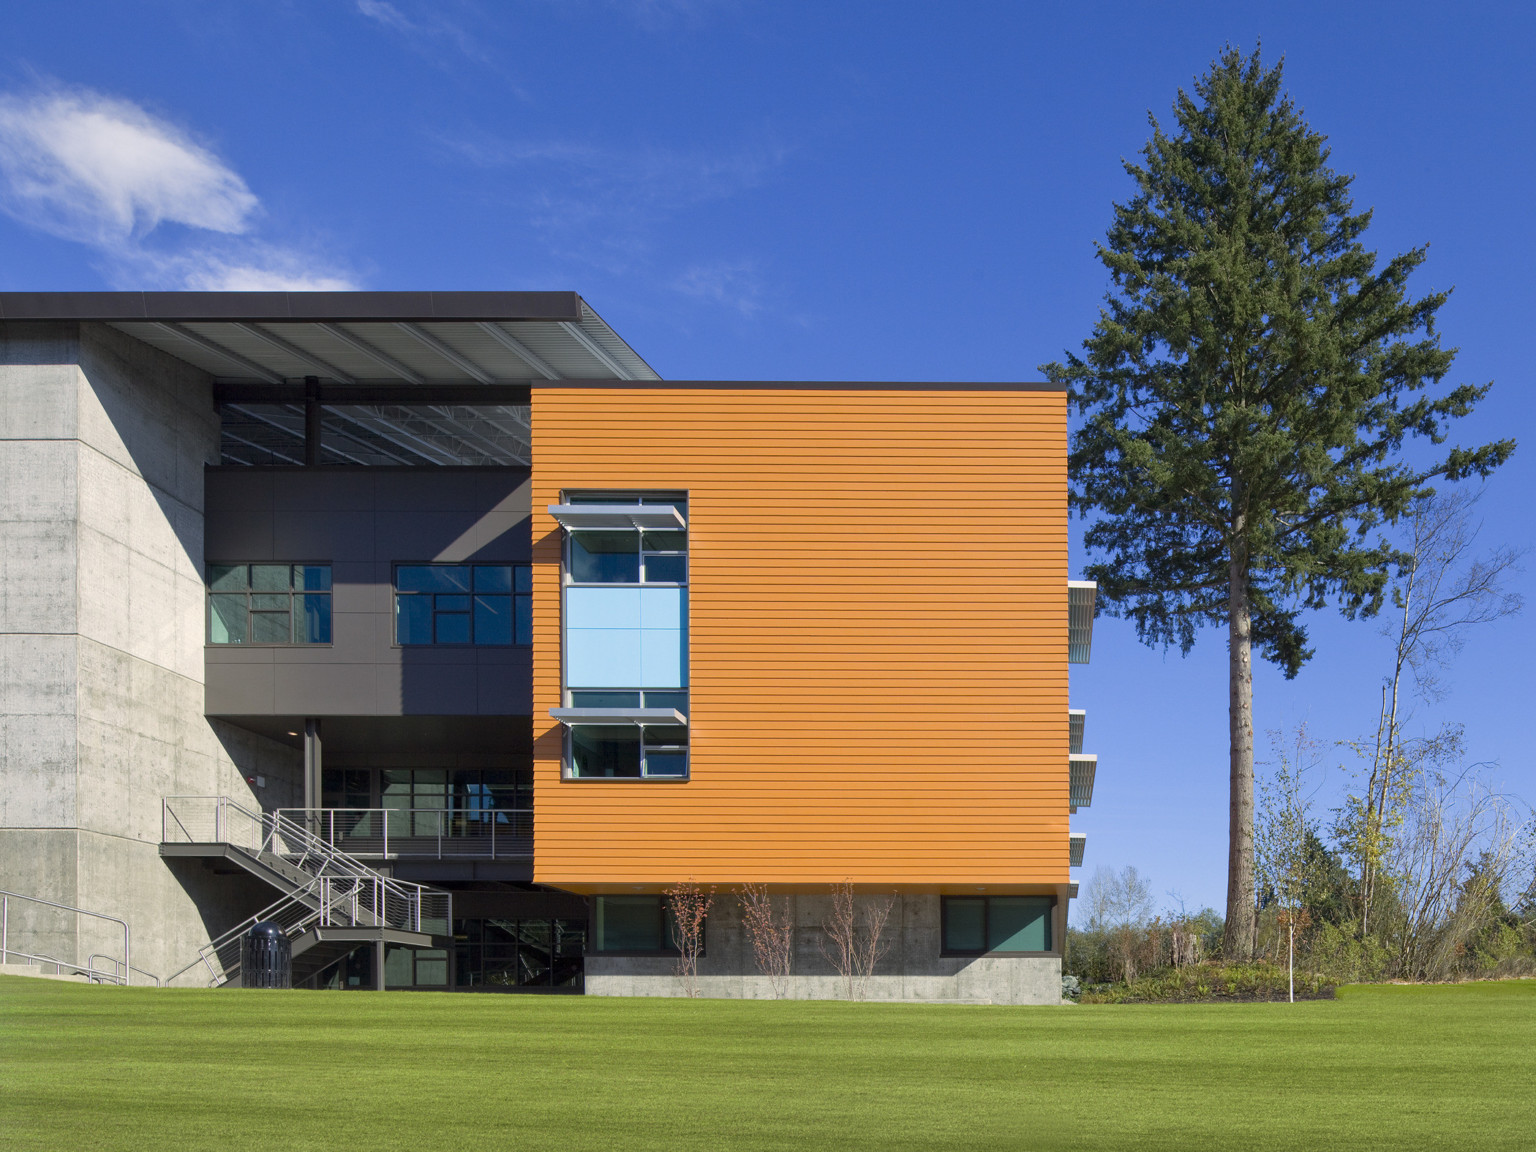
[1076,961,1334,1004]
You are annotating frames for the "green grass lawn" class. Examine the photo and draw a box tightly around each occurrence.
[2,977,1532,1151]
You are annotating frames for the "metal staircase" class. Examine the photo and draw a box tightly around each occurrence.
[160,796,451,988]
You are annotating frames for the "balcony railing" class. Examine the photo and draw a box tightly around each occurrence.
[274,807,532,860]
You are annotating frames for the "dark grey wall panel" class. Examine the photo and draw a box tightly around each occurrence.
[204,466,532,717]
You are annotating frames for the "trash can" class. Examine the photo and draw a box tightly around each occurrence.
[241,921,292,989]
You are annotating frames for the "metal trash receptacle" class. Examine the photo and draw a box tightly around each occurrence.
[241,921,292,989]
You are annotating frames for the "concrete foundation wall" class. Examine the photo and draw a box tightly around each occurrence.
[0,322,298,979]
[584,893,1064,1005]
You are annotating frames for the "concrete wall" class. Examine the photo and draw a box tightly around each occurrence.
[203,467,531,717]
[584,893,1064,1005]
[0,321,298,979]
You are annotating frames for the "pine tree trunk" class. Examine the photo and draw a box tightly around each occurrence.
[1224,551,1256,960]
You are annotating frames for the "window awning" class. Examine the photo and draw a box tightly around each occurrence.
[1068,709,1085,756]
[1069,754,1097,812]
[549,707,687,726]
[1068,581,1096,664]
[1069,832,1086,868]
[547,504,687,530]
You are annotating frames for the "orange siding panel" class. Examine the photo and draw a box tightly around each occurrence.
[531,387,1068,890]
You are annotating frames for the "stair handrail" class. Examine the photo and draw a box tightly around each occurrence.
[161,797,447,934]
[0,889,135,986]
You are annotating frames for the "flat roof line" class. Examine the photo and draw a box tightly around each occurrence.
[0,291,585,323]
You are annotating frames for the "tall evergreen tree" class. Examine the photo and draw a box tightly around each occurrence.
[1042,47,1514,959]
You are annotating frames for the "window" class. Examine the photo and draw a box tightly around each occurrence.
[565,691,689,780]
[396,564,531,645]
[564,492,687,586]
[208,563,331,644]
[569,530,687,585]
[454,918,586,990]
[942,896,1054,954]
[592,896,694,955]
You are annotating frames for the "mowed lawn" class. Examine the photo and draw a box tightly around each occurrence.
[2,977,1533,1151]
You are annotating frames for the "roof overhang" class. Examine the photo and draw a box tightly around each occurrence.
[0,291,660,388]
[549,708,688,727]
[547,504,687,531]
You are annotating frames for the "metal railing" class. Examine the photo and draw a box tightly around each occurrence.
[162,873,451,988]
[160,796,451,988]
[274,807,532,860]
[0,889,153,986]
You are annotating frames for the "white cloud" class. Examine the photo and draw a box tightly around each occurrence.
[0,85,358,290]
[0,89,257,244]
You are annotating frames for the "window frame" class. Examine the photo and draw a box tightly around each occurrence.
[393,562,532,647]
[206,562,333,647]
[940,895,1058,957]
[589,895,700,957]
[560,490,688,590]
[562,723,690,781]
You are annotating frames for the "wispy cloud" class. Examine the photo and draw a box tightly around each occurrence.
[0,85,358,290]
[672,260,763,317]
[355,0,490,65]
[442,132,786,296]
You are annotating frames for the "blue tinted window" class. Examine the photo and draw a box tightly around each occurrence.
[435,611,471,644]
[397,565,470,593]
[396,565,530,645]
[570,532,640,583]
[474,596,513,645]
[300,594,332,643]
[474,566,512,593]
[396,594,433,644]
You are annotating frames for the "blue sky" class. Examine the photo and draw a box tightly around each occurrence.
[2,0,1530,916]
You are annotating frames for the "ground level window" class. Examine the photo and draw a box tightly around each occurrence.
[942,896,1054,954]
[592,895,694,954]
[454,918,585,990]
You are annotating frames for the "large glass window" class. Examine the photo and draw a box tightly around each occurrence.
[208,563,331,644]
[454,918,586,989]
[592,896,693,955]
[942,896,1054,954]
[396,564,531,645]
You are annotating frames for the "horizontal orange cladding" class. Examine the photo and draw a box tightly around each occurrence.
[531,385,1069,890]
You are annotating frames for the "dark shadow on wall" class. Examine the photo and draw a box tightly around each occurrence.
[77,322,221,580]
[396,497,534,717]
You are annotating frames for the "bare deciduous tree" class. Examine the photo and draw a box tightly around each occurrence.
[1256,726,1326,1001]
[818,882,895,1000]
[665,880,714,998]
[1388,768,1524,980]
[1083,866,1155,981]
[738,883,794,999]
[1337,491,1524,935]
